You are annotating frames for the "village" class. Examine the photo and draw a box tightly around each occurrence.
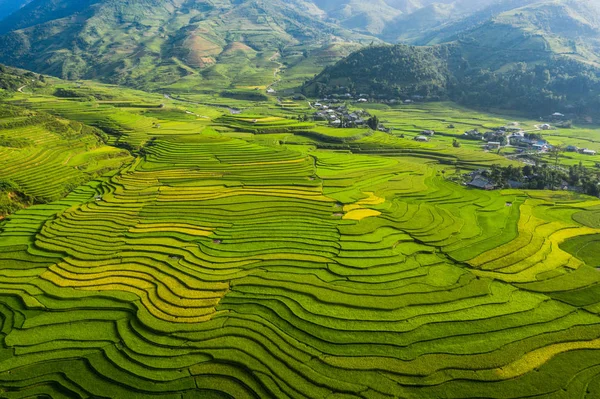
[308,103,599,196]
[455,114,600,196]
[310,102,599,157]
[310,101,392,132]
[462,122,597,157]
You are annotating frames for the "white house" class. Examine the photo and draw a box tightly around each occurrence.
[508,131,525,141]
[414,136,429,142]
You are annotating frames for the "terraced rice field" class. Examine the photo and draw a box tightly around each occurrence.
[0,105,132,203]
[3,91,600,397]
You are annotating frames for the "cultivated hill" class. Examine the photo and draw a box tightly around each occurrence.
[0,0,376,91]
[2,0,600,97]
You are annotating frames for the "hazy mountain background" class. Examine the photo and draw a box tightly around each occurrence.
[0,0,32,20]
[0,0,378,91]
[305,0,600,116]
[1,0,600,109]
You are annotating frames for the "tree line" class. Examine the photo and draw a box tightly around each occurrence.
[304,44,600,119]
[481,163,600,197]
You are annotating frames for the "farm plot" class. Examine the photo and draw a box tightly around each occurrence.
[2,95,600,397]
[0,105,132,208]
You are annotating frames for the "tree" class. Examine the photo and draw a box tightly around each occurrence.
[367,116,379,130]
[550,145,563,190]
[452,139,461,148]
[585,182,600,197]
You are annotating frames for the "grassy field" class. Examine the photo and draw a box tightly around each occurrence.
[2,84,600,397]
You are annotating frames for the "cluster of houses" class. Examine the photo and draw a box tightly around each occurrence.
[462,126,556,153]
[465,169,589,193]
[566,146,597,156]
[467,171,496,190]
[312,103,392,132]
[463,129,484,140]
[511,135,552,153]
[319,93,423,104]
[312,103,370,127]
[466,169,530,191]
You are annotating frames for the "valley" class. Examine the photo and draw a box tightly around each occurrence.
[3,0,600,398]
[1,74,600,397]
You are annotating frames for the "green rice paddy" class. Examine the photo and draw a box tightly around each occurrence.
[2,85,600,398]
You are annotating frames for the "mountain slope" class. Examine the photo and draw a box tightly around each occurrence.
[3,0,600,97]
[310,0,403,34]
[0,0,376,91]
[0,63,43,94]
[304,44,464,98]
[0,0,33,21]
[381,0,502,42]
[305,0,600,118]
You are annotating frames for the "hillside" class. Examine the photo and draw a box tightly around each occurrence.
[0,63,44,95]
[451,0,600,66]
[5,0,597,95]
[3,0,600,96]
[0,0,32,20]
[0,73,133,217]
[306,42,600,117]
[381,0,503,42]
[305,0,600,118]
[0,0,376,92]
[305,44,463,98]
[2,68,600,398]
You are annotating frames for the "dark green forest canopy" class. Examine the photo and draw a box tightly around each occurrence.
[305,43,600,118]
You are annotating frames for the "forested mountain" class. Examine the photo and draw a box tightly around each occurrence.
[0,0,375,91]
[306,41,600,117]
[0,0,32,21]
[305,0,600,118]
[2,0,600,107]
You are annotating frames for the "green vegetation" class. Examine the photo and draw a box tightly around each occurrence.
[474,162,600,196]
[3,1,600,396]
[0,101,132,211]
[0,0,376,92]
[0,64,46,95]
[0,77,599,398]
[561,233,600,267]
[0,179,33,217]
[306,44,600,119]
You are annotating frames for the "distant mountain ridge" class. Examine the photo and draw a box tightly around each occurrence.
[306,41,600,119]
[0,0,378,90]
[0,0,33,21]
[2,0,600,99]
[306,0,600,108]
